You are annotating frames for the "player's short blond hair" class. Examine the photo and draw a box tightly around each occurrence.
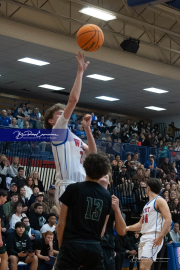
[44,103,66,129]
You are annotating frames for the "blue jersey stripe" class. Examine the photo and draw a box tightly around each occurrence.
[56,146,63,180]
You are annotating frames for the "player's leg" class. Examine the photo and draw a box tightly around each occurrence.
[140,258,153,270]
[0,252,8,270]
[101,248,115,270]
[55,182,66,210]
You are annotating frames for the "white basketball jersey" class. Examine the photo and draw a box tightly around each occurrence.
[141,196,165,234]
[52,114,86,183]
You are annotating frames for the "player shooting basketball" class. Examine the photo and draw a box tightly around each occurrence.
[44,52,97,208]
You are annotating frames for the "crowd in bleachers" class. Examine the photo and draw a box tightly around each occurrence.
[0,154,59,270]
[1,105,180,269]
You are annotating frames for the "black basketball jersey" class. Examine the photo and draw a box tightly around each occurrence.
[101,208,115,249]
[60,181,111,242]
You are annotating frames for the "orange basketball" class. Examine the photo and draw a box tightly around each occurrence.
[76,24,104,52]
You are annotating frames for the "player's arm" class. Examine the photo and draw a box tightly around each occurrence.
[82,114,97,154]
[126,217,142,232]
[63,52,90,120]
[112,195,126,235]
[153,198,172,247]
[101,215,109,238]
[57,203,68,249]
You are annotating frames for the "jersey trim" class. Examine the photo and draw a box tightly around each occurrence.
[64,143,68,177]
[52,129,69,146]
[55,147,63,179]
[146,196,158,206]
[153,197,161,213]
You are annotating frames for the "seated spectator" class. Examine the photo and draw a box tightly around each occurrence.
[6,222,38,270]
[16,108,26,128]
[115,232,137,270]
[34,231,54,270]
[132,153,141,168]
[141,133,151,147]
[7,182,18,201]
[105,117,112,127]
[76,125,87,139]
[158,140,168,163]
[30,192,49,214]
[29,203,47,231]
[111,129,119,141]
[144,154,162,178]
[111,155,121,166]
[170,191,177,203]
[0,158,16,179]
[40,213,56,237]
[21,104,29,116]
[91,112,97,122]
[117,165,129,185]
[24,176,34,200]
[170,182,177,192]
[167,169,177,182]
[30,108,41,128]
[9,202,27,233]
[165,182,171,191]
[128,161,137,179]
[169,223,180,242]
[0,159,12,189]
[43,185,56,210]
[7,109,13,120]
[22,217,40,240]
[101,129,110,140]
[31,171,44,193]
[0,110,11,126]
[29,187,40,206]
[132,167,145,186]
[10,157,21,177]
[19,187,28,213]
[12,167,25,191]
[3,193,19,218]
[21,116,33,129]
[131,121,138,134]
[167,121,180,139]
[159,157,173,175]
[172,162,178,174]
[9,118,18,128]
[121,131,129,143]
[124,154,131,170]
[130,231,140,269]
[50,206,59,219]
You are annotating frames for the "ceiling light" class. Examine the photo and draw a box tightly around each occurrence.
[143,87,169,94]
[18,57,50,66]
[144,106,166,111]
[79,7,116,21]
[38,84,65,90]
[86,74,114,81]
[96,96,119,101]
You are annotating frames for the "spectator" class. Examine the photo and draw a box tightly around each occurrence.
[111,155,121,167]
[130,231,140,269]
[159,157,173,175]
[106,117,113,127]
[172,162,178,174]
[21,104,29,116]
[9,118,18,128]
[9,202,27,233]
[10,157,21,177]
[158,140,168,163]
[124,154,131,170]
[132,153,141,168]
[29,187,40,206]
[19,187,28,213]
[169,223,180,242]
[43,185,56,210]
[16,108,26,128]
[3,193,19,218]
[121,131,129,143]
[34,231,54,270]
[167,122,180,139]
[12,167,25,190]
[144,155,162,178]
[29,203,47,231]
[7,182,18,201]
[30,108,41,128]
[6,222,38,270]
[128,161,137,179]
[30,192,49,214]
[111,129,119,141]
[167,170,177,182]
[0,110,11,126]
[21,116,33,129]
[170,191,177,201]
[141,133,151,147]
[31,171,44,193]
[22,217,40,240]
[91,112,97,122]
[131,121,138,134]
[40,213,56,237]
[115,232,137,270]
[7,109,13,120]
[24,176,34,200]
[76,125,87,139]
[117,165,129,185]
[132,167,145,185]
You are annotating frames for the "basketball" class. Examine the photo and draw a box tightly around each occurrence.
[76,24,104,52]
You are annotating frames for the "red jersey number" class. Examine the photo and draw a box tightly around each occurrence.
[142,214,148,224]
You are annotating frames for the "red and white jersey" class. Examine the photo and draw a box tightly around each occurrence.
[141,196,165,234]
[52,114,86,183]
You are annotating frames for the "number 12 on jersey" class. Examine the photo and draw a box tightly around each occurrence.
[142,214,148,224]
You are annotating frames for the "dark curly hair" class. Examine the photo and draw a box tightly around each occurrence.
[83,152,111,180]
[147,178,162,194]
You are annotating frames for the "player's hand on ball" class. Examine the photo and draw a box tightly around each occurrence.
[153,236,163,247]
[111,195,120,212]
[82,114,92,129]
[76,51,90,73]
